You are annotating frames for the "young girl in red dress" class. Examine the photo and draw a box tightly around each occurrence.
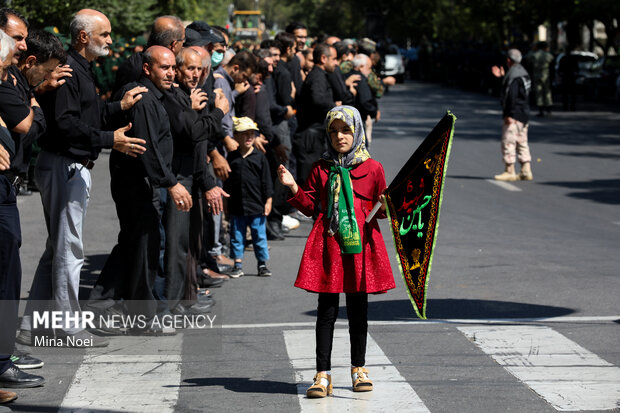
[278,106,395,398]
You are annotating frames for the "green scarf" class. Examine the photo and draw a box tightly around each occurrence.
[327,165,362,254]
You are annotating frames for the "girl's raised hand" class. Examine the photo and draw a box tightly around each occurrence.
[278,165,298,194]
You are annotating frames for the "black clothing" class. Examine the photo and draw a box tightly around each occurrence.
[288,55,303,102]
[0,170,21,367]
[0,67,46,173]
[316,292,368,371]
[273,62,294,107]
[115,77,176,188]
[235,86,256,119]
[327,66,354,106]
[112,52,144,95]
[224,149,273,216]
[265,77,287,142]
[254,86,274,143]
[501,64,531,124]
[347,69,378,121]
[38,49,121,160]
[297,66,334,131]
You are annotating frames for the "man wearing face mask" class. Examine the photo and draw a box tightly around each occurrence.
[17,9,147,346]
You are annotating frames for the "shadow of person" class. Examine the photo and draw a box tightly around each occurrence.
[178,377,298,395]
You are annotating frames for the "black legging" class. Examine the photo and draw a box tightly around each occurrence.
[315,292,368,371]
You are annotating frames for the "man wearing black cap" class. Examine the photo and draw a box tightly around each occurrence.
[113,15,185,94]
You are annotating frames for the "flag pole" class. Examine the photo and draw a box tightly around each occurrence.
[365,201,382,223]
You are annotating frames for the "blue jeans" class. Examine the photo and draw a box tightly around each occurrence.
[229,214,269,264]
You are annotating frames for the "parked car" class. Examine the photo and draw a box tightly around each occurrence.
[586,55,620,100]
[379,44,405,83]
[553,51,598,89]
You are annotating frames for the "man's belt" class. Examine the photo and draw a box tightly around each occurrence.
[58,152,95,170]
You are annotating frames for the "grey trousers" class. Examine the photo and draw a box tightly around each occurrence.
[21,151,91,334]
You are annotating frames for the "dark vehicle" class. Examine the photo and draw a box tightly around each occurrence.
[587,55,620,100]
[553,51,598,91]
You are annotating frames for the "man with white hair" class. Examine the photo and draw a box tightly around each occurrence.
[18,9,148,346]
[492,48,533,181]
[348,53,378,147]
[0,28,46,390]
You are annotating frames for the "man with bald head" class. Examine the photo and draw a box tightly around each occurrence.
[347,53,378,147]
[18,9,147,346]
[87,46,193,332]
[113,15,185,94]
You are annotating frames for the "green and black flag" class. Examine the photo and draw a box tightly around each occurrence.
[385,112,456,319]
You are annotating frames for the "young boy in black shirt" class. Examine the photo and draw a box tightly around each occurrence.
[224,117,273,277]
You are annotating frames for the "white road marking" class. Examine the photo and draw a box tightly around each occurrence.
[612,221,620,226]
[458,325,620,411]
[59,334,183,412]
[221,315,620,329]
[284,329,430,412]
[387,126,407,135]
[486,179,522,191]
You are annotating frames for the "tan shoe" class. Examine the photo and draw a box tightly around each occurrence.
[351,366,373,392]
[306,371,332,398]
[0,389,17,403]
[494,171,519,181]
[519,162,533,181]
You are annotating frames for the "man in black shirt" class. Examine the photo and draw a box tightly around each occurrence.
[18,9,147,345]
[88,46,191,332]
[294,43,337,183]
[0,30,67,195]
[0,27,46,390]
[159,47,229,313]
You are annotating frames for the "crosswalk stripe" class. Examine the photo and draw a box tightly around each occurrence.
[458,325,620,411]
[283,329,430,412]
[59,334,183,412]
[486,179,522,191]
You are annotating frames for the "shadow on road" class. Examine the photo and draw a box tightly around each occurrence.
[305,298,574,320]
[540,178,620,205]
[179,377,298,394]
[78,254,109,300]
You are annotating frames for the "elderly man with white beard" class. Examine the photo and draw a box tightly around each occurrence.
[17,9,147,347]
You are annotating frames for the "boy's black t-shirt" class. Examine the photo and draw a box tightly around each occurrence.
[224,148,273,216]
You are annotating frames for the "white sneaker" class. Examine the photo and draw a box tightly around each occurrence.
[282,215,300,230]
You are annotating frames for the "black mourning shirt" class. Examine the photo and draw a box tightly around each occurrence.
[112,77,176,188]
[0,67,46,170]
[39,48,121,160]
[224,149,273,216]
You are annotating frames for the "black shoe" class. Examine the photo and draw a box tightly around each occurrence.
[0,366,45,388]
[199,273,225,288]
[257,265,272,277]
[197,294,215,306]
[17,184,32,196]
[185,300,213,314]
[15,329,54,346]
[10,351,43,369]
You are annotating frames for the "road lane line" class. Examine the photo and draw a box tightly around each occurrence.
[458,325,620,411]
[486,179,522,191]
[283,329,430,412]
[59,334,183,412]
[220,315,620,329]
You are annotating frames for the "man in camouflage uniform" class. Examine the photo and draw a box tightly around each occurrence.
[528,41,554,117]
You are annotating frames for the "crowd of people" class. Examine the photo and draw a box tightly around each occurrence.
[0,7,397,404]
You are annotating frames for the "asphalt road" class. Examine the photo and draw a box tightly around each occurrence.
[8,80,620,413]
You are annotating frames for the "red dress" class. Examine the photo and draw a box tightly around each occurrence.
[288,159,395,294]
